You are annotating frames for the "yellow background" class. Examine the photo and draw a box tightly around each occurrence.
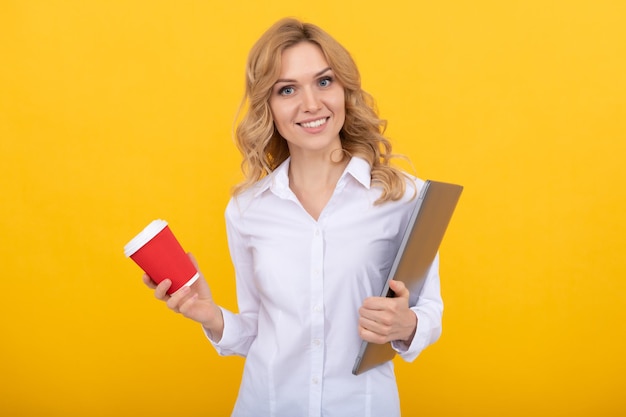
[1,1,625,416]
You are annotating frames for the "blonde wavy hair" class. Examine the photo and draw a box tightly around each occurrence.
[233,18,411,203]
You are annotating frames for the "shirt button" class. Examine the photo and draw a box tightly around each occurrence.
[313,339,321,346]
[312,377,319,384]
[313,305,322,313]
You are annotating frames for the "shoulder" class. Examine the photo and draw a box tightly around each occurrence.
[225,169,277,223]
[398,172,425,203]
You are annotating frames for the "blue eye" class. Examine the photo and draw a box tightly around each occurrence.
[279,86,295,96]
[319,77,332,87]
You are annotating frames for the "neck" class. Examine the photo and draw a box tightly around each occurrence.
[288,150,349,192]
[287,151,350,220]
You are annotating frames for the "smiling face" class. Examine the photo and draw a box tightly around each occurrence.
[269,41,346,159]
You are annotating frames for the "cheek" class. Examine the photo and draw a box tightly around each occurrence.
[269,101,293,127]
[269,110,293,142]
[334,101,346,127]
[332,92,346,117]
[271,113,289,137]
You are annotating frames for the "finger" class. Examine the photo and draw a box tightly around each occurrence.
[359,315,382,333]
[358,324,388,344]
[359,304,384,322]
[142,273,157,289]
[187,252,199,269]
[166,285,192,311]
[186,253,203,286]
[359,301,395,329]
[388,280,410,300]
[178,293,201,318]
[362,294,402,311]
[185,253,213,297]
[360,295,387,310]
[154,279,172,301]
[360,307,394,331]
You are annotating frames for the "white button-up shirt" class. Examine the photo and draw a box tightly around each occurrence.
[208,156,443,417]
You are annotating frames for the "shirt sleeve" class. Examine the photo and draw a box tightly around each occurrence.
[391,253,444,361]
[204,198,259,357]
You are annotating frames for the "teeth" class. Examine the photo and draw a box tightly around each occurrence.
[301,118,327,128]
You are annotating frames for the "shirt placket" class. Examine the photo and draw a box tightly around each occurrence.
[308,224,325,417]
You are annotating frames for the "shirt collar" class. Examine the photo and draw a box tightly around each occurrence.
[342,156,372,189]
[251,158,290,198]
[252,156,372,198]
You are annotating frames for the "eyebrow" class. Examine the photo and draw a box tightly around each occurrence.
[274,67,333,84]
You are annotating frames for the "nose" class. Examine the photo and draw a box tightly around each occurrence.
[301,87,322,112]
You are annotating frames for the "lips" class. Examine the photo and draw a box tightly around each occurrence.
[298,117,329,128]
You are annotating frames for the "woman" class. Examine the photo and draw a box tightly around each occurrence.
[144,17,443,417]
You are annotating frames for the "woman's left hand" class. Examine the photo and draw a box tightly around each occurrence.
[358,280,417,345]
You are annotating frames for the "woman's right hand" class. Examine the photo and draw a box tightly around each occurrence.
[142,253,225,341]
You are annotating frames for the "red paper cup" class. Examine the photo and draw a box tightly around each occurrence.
[124,219,199,295]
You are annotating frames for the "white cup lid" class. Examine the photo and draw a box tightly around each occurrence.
[124,219,168,257]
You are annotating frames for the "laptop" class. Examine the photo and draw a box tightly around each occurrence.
[352,180,463,375]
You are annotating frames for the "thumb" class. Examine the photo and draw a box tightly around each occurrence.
[388,280,410,300]
[187,252,199,269]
